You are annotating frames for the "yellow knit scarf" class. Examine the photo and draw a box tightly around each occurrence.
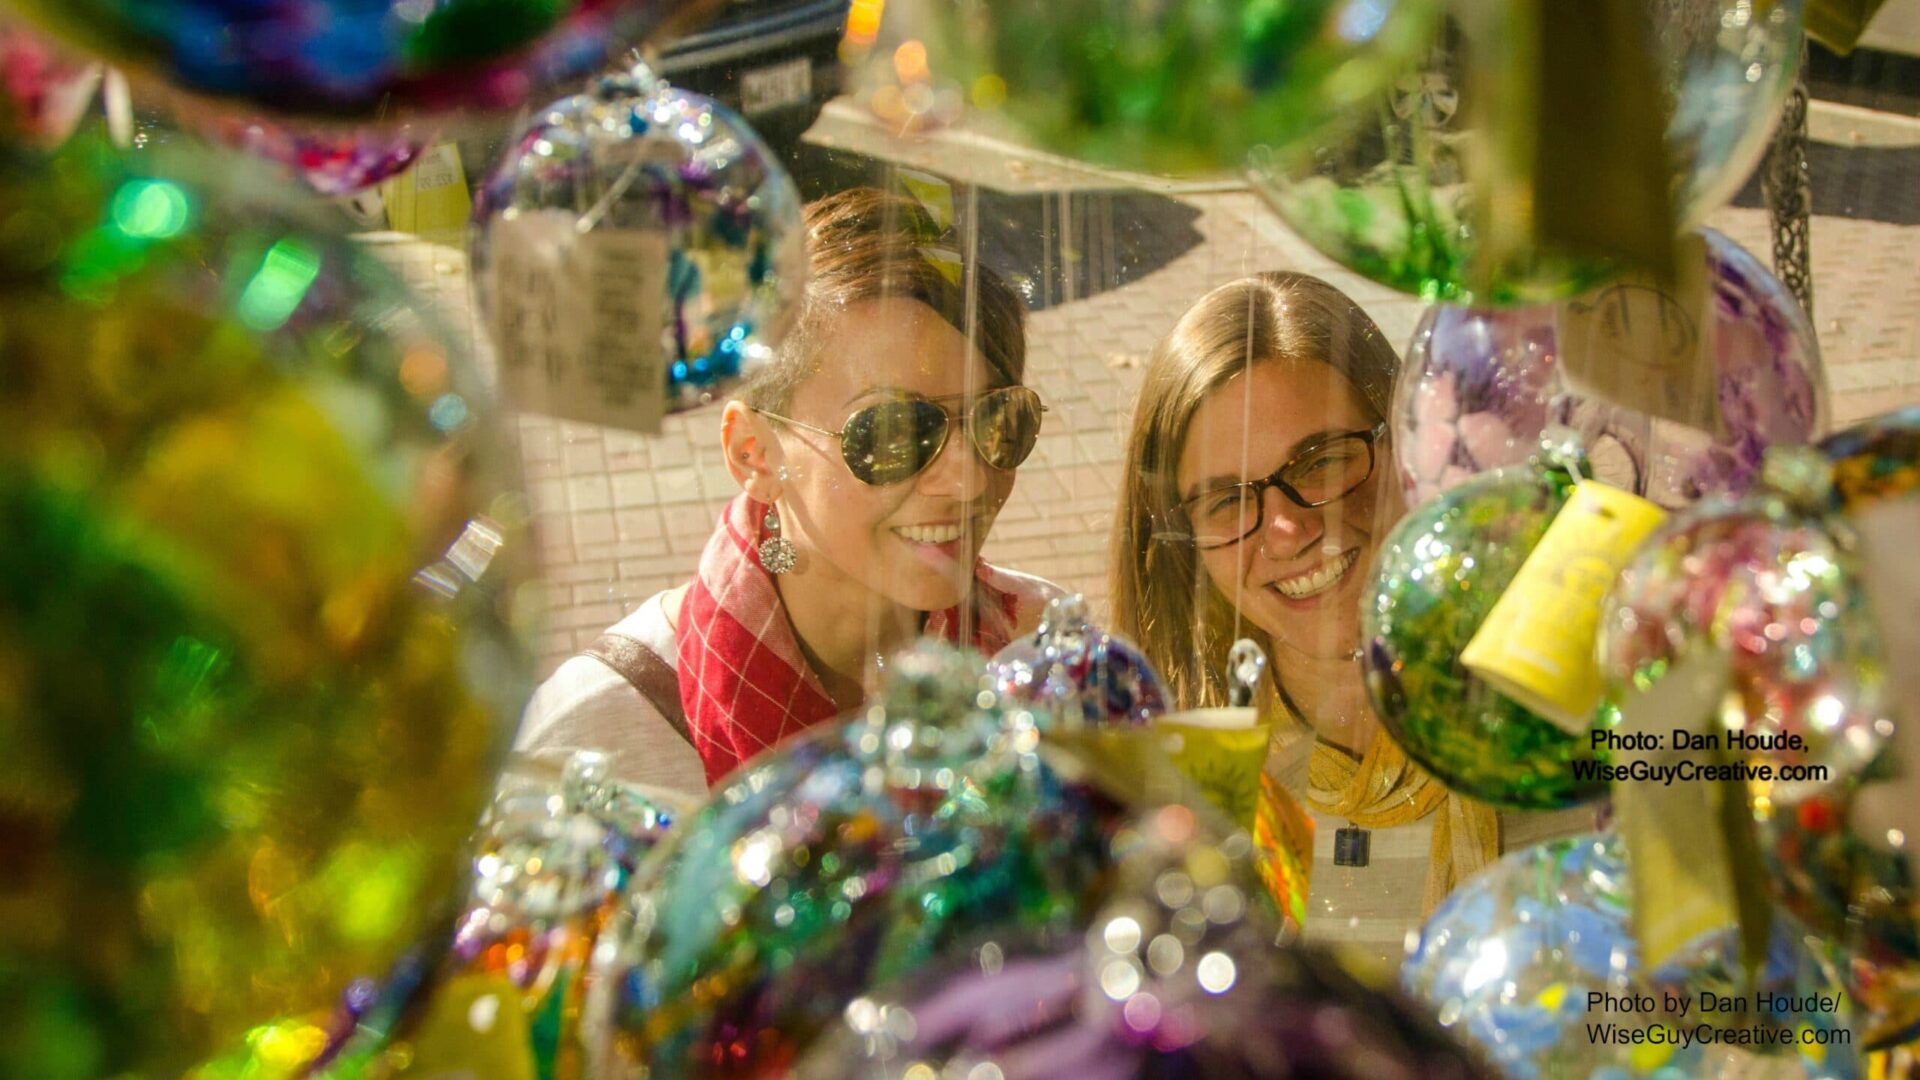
[1307,735,1501,915]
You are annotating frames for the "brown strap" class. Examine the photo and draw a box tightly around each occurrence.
[583,632,693,748]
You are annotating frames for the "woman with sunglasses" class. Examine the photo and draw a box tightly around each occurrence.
[518,187,1061,799]
[1110,272,1586,964]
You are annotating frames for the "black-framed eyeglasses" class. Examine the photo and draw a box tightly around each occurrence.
[758,385,1047,487]
[1164,424,1387,549]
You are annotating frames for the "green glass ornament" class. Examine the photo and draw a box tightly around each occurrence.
[1360,442,1609,809]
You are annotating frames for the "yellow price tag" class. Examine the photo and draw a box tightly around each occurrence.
[1462,480,1667,732]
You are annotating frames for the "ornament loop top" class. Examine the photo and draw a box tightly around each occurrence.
[1227,639,1267,708]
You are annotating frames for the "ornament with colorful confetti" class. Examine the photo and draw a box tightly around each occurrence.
[1396,229,1827,507]
[1361,432,1609,809]
[989,593,1172,730]
[470,64,804,422]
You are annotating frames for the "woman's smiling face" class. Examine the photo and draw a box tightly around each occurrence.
[769,296,1019,614]
[1175,357,1400,662]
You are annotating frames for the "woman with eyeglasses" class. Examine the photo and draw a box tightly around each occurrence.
[1110,272,1585,964]
[518,187,1061,799]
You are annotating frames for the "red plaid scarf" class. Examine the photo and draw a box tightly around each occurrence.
[677,495,1030,785]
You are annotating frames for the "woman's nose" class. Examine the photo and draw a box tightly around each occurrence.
[916,425,990,501]
[1259,485,1316,541]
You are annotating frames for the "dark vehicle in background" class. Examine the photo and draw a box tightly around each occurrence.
[653,0,851,161]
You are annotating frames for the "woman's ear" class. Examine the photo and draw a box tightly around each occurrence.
[721,400,786,502]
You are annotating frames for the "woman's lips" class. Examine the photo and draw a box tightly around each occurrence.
[1266,547,1360,604]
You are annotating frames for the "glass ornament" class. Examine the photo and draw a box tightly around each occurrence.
[470,66,805,418]
[1408,832,1859,1080]
[1396,228,1827,508]
[1250,0,1803,303]
[988,593,1171,730]
[845,0,1441,175]
[1360,439,1609,809]
[0,133,530,1078]
[1595,451,1890,805]
[595,641,1131,1077]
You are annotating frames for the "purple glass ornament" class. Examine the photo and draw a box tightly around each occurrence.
[1395,228,1826,509]
[988,594,1171,729]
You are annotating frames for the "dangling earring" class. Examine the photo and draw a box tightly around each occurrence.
[758,504,797,575]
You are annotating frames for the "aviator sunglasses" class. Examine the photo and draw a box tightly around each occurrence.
[757,385,1047,487]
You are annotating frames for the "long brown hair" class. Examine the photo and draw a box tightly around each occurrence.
[1109,272,1400,710]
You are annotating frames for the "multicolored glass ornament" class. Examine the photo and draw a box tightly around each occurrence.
[796,793,1497,1080]
[1361,434,1609,809]
[1251,0,1803,303]
[988,594,1171,729]
[596,640,1130,1078]
[1408,832,1859,1080]
[0,132,530,1079]
[1595,448,1890,803]
[2,0,711,121]
[470,65,804,422]
[1397,229,1827,507]
[846,0,1441,175]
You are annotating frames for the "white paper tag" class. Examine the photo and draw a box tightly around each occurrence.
[412,143,462,192]
[487,209,667,434]
[1846,496,1920,866]
[1556,233,1725,438]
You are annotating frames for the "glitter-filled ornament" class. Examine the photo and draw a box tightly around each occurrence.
[471,66,804,420]
[1595,449,1890,804]
[2,0,715,121]
[597,641,1128,1078]
[1409,832,1859,1080]
[846,0,1440,175]
[989,594,1171,729]
[796,792,1497,1080]
[1251,0,1802,303]
[0,134,530,1079]
[1397,229,1826,507]
[1361,437,1608,809]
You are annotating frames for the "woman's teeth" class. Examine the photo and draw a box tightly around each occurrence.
[1271,549,1358,599]
[894,523,964,544]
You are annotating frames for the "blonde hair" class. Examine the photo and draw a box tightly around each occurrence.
[1109,272,1400,710]
[740,187,1026,412]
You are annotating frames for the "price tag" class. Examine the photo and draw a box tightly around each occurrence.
[1846,496,1920,868]
[1556,232,1725,437]
[411,143,461,192]
[1462,481,1668,733]
[487,209,667,435]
